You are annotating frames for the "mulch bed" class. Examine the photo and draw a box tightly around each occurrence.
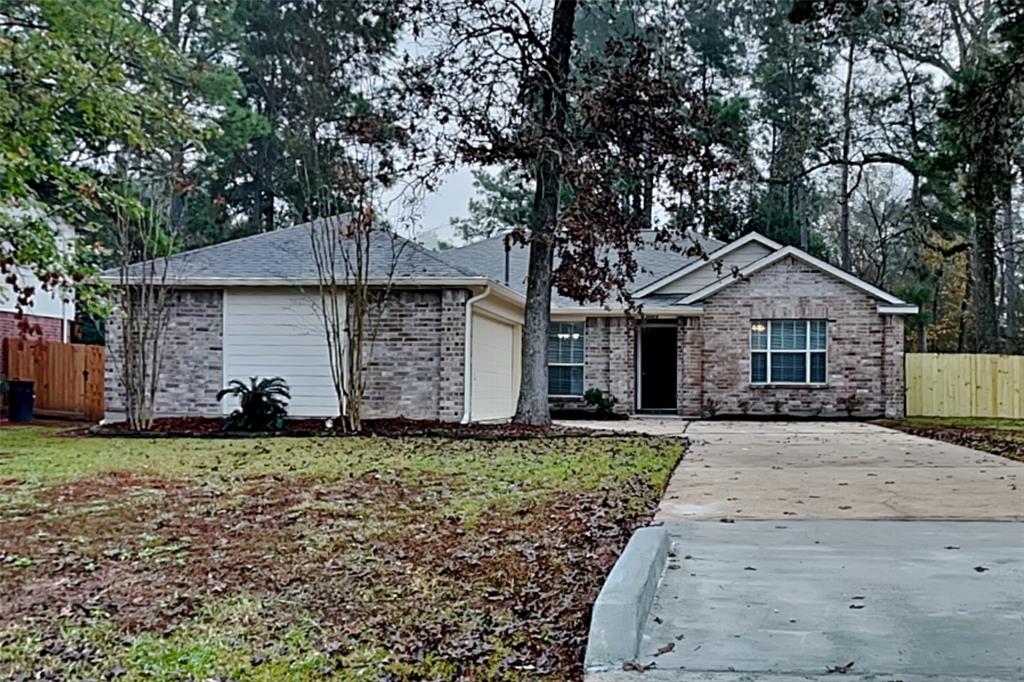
[881,422,1024,463]
[80,416,599,440]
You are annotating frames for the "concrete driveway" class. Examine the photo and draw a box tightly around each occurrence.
[563,419,1023,520]
[658,420,1023,521]
[576,419,1024,681]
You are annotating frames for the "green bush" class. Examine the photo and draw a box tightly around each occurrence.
[583,388,618,417]
[216,377,290,432]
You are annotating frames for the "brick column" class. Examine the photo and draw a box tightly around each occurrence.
[438,289,468,421]
[607,317,636,413]
[678,317,703,416]
[881,314,906,418]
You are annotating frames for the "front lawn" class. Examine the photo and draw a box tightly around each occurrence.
[876,417,1024,463]
[0,427,683,680]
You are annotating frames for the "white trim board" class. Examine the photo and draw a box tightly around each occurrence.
[677,246,911,308]
[632,232,782,298]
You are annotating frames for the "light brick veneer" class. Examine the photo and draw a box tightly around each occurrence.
[549,316,635,413]
[105,287,468,421]
[105,289,223,416]
[361,288,467,421]
[695,256,904,418]
[559,256,906,418]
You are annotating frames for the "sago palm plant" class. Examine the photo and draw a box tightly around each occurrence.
[216,376,291,432]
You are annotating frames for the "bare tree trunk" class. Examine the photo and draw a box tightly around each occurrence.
[839,37,856,270]
[1002,187,1019,349]
[970,191,999,352]
[514,0,577,426]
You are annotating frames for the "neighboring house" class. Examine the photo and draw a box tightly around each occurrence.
[102,217,917,421]
[1,220,76,375]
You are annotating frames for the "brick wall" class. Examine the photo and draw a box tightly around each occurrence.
[361,289,468,421]
[697,256,903,418]
[105,287,469,421]
[104,289,223,416]
[0,311,64,374]
[549,316,635,414]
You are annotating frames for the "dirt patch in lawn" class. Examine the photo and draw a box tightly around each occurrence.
[80,415,595,440]
[0,460,668,679]
[878,421,1024,463]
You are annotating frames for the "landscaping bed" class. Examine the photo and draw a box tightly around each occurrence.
[85,416,594,440]
[877,417,1024,463]
[0,427,684,680]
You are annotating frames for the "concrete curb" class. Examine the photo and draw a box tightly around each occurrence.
[584,525,670,674]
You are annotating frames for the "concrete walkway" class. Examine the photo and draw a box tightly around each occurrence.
[576,419,1024,681]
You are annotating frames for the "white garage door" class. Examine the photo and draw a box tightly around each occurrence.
[223,288,339,417]
[471,312,518,421]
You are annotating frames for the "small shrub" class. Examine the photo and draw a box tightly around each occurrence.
[737,399,751,416]
[839,393,865,417]
[772,399,784,415]
[217,377,291,432]
[583,388,618,417]
[703,397,719,418]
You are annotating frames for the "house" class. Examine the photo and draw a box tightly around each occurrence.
[1,218,76,375]
[102,216,917,421]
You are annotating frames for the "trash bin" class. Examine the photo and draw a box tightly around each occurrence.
[7,380,35,423]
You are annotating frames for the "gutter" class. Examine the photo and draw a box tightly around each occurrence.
[461,285,492,424]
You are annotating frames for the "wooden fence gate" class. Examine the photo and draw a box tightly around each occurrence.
[4,338,105,420]
[905,352,1024,418]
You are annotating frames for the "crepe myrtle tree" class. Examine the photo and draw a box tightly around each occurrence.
[303,98,410,432]
[403,0,734,424]
[109,186,178,431]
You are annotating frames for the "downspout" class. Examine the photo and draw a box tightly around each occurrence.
[461,285,491,424]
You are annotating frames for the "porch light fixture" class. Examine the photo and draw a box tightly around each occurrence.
[750,322,767,333]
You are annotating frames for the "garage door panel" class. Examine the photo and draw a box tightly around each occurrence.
[223,289,340,417]
[471,313,517,421]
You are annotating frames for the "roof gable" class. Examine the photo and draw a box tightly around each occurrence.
[677,246,910,306]
[634,232,781,298]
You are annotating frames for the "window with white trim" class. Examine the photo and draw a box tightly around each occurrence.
[548,321,584,396]
[750,320,827,384]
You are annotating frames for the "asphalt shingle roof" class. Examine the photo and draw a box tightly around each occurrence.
[439,230,725,305]
[105,216,725,306]
[105,216,475,282]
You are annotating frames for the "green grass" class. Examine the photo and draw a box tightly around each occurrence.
[0,427,684,680]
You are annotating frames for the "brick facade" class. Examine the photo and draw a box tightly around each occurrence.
[549,316,635,413]
[697,256,904,418]
[104,287,468,421]
[105,289,224,416]
[103,259,907,422]
[562,257,906,419]
[0,310,65,374]
[361,289,467,421]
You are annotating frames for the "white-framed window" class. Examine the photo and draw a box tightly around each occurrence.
[750,319,827,385]
[548,320,585,396]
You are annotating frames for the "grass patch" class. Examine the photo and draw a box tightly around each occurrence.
[0,427,684,680]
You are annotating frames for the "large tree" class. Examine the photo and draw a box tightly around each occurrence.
[406,0,730,424]
[0,0,201,313]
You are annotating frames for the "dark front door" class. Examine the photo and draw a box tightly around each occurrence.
[639,325,678,411]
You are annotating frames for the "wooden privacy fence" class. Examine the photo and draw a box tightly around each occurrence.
[4,338,105,420]
[906,353,1024,418]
